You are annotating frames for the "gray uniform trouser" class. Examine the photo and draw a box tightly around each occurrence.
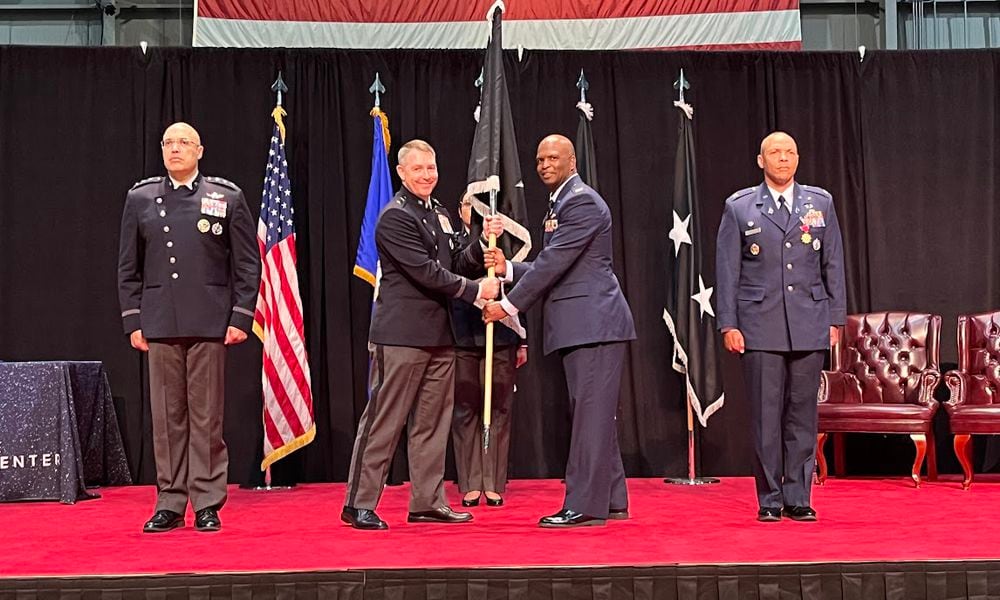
[742,349,825,510]
[561,341,629,519]
[147,339,228,514]
[345,344,455,513]
[452,345,516,494]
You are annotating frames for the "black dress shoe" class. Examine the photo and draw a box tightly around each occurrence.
[194,507,221,531]
[539,509,606,528]
[608,507,629,520]
[341,506,388,530]
[485,494,504,507]
[408,506,473,523]
[461,494,481,507]
[143,509,184,533]
[782,505,817,521]
[757,507,782,522]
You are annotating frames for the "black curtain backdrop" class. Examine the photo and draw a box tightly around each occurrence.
[2,46,999,486]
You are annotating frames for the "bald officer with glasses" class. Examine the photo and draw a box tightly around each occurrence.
[118,122,260,533]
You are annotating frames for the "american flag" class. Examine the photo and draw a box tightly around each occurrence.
[194,0,801,51]
[253,109,315,470]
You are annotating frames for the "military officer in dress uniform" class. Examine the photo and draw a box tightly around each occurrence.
[341,139,504,530]
[483,134,636,528]
[715,131,846,522]
[117,122,260,533]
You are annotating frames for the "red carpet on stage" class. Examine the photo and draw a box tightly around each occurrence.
[2,477,999,578]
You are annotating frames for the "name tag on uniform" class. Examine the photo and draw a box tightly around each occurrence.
[201,198,227,218]
[744,227,761,236]
[544,218,559,233]
[437,214,454,234]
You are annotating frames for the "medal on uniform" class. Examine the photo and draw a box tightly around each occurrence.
[197,218,211,233]
[544,219,559,233]
[211,222,223,235]
[750,243,760,256]
[813,238,821,251]
[800,223,812,244]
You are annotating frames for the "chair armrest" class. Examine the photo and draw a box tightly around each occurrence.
[819,370,861,404]
[943,370,969,409]
[911,368,941,407]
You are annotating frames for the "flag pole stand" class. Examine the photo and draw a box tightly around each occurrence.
[250,466,294,491]
[665,394,719,485]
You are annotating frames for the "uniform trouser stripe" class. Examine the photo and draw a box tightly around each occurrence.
[346,344,384,508]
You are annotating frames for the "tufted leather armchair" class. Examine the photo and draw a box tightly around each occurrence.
[943,311,1000,489]
[816,312,941,487]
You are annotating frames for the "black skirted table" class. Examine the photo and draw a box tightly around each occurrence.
[0,361,131,503]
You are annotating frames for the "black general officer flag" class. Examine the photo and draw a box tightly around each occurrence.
[467,3,530,264]
[662,98,725,427]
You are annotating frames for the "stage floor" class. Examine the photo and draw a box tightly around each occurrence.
[3,477,999,578]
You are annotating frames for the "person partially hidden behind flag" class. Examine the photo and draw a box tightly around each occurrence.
[715,131,846,522]
[117,122,260,533]
[483,134,636,528]
[342,139,505,530]
[450,193,528,510]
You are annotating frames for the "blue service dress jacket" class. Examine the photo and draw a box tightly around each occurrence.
[506,176,636,355]
[715,182,847,351]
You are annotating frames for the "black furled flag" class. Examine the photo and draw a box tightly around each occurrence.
[467,2,530,265]
[662,90,725,427]
[574,70,598,191]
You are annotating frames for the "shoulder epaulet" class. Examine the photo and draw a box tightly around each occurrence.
[800,184,832,198]
[203,176,241,192]
[725,186,756,203]
[131,176,163,190]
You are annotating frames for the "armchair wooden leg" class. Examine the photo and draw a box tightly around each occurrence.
[910,434,927,488]
[816,433,829,485]
[927,429,938,481]
[954,434,973,490]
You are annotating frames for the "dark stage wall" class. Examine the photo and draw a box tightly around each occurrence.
[1,47,999,486]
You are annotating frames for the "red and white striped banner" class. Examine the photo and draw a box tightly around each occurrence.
[193,0,801,50]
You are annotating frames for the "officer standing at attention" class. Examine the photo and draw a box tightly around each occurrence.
[118,122,260,533]
[715,131,846,522]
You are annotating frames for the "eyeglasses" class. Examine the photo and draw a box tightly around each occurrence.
[160,138,199,149]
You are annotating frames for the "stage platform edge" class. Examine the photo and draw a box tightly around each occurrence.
[4,561,1000,600]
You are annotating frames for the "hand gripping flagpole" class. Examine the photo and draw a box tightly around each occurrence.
[250,71,296,492]
[665,69,718,486]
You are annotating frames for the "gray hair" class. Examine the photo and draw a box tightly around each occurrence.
[398,139,435,166]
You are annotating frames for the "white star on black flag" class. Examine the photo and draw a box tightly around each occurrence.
[662,96,725,427]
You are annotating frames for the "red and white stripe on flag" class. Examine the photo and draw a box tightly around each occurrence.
[193,0,801,50]
[253,121,315,471]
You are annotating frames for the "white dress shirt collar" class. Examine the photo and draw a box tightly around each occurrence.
[767,182,794,212]
[169,171,199,190]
